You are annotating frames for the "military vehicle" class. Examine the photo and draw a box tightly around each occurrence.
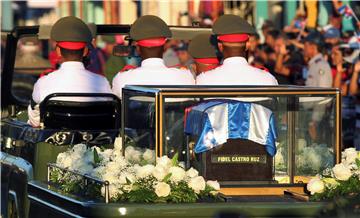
[1,24,345,218]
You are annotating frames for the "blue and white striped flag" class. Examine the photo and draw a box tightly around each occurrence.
[184,100,277,156]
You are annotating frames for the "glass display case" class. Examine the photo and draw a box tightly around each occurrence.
[122,85,341,194]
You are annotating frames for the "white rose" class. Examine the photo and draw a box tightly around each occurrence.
[119,173,136,184]
[152,165,168,181]
[73,160,93,174]
[333,163,352,181]
[100,149,113,162]
[206,180,220,191]
[105,161,123,174]
[92,166,106,178]
[169,166,186,183]
[101,184,123,199]
[307,176,325,195]
[154,182,171,197]
[188,176,206,194]
[178,161,185,169]
[306,151,321,171]
[130,150,142,163]
[72,144,87,154]
[343,148,358,165]
[185,167,199,178]
[143,149,155,163]
[102,171,119,184]
[124,146,135,159]
[56,152,67,166]
[156,156,172,169]
[114,137,123,151]
[83,150,95,164]
[136,164,155,178]
[61,155,74,168]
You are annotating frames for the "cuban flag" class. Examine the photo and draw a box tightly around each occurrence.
[184,100,277,157]
[338,5,353,19]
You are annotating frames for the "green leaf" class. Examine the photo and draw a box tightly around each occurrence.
[171,153,179,166]
[125,177,132,185]
[93,148,101,164]
[355,158,360,168]
[162,173,172,183]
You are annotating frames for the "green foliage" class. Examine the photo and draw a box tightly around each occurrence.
[171,153,179,166]
[356,159,360,168]
[168,181,198,203]
[93,149,101,164]
[310,176,360,201]
[162,173,172,183]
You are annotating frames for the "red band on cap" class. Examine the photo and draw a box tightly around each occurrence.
[194,58,219,64]
[57,42,87,50]
[137,38,166,47]
[218,34,249,42]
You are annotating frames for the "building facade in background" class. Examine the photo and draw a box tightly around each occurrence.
[1,0,358,32]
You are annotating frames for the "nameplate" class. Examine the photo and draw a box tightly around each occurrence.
[211,155,267,164]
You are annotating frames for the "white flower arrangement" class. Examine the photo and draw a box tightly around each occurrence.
[307,148,360,201]
[52,142,221,203]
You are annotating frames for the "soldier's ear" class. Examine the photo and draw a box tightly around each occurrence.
[245,41,250,51]
[55,46,62,57]
[217,43,223,52]
[82,47,89,57]
[135,45,141,55]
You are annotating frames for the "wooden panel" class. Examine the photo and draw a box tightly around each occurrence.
[220,186,305,196]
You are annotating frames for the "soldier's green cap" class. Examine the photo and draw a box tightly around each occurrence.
[130,15,172,41]
[213,14,256,35]
[188,33,218,59]
[50,16,92,43]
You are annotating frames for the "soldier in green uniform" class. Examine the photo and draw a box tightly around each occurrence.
[303,31,332,87]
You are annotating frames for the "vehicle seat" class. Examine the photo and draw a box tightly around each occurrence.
[39,93,121,130]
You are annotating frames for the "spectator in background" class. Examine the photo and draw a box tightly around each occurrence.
[86,23,106,76]
[163,39,180,67]
[174,41,193,70]
[332,37,360,148]
[303,31,332,87]
[247,33,260,64]
[324,27,341,47]
[101,35,126,82]
[261,20,275,43]
[265,29,281,50]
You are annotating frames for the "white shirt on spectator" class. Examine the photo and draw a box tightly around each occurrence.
[28,61,112,127]
[196,57,278,85]
[112,58,195,98]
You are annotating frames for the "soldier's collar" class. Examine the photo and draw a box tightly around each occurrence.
[223,56,248,65]
[308,53,323,65]
[141,58,165,67]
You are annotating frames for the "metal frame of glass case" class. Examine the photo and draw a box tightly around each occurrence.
[122,85,341,195]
